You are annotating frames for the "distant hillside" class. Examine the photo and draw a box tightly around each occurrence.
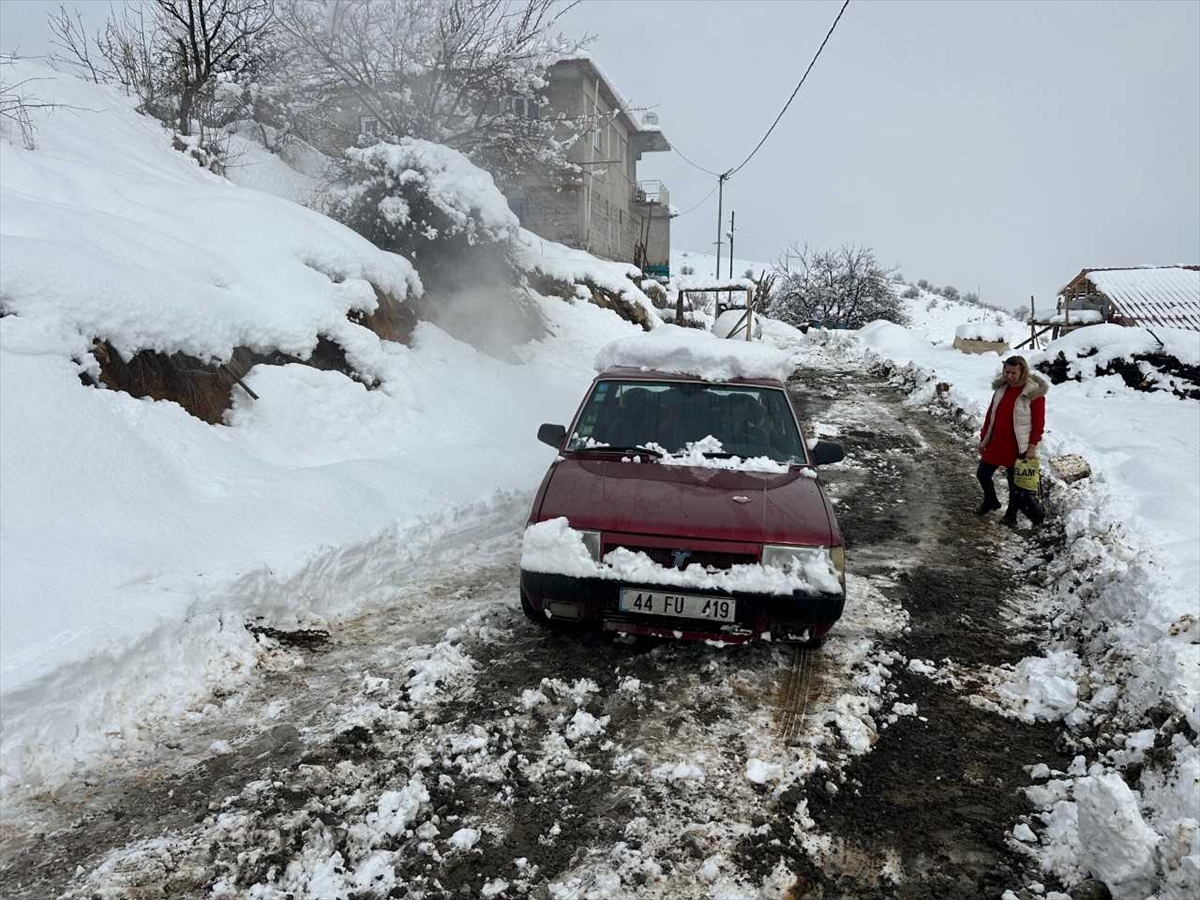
[672,249,773,281]
[896,282,1026,345]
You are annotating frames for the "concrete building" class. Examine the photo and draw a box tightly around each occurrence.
[502,57,673,276]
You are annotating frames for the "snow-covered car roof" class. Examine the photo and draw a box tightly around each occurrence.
[594,366,786,389]
[594,325,794,383]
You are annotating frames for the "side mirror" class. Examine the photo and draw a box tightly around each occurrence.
[811,440,845,466]
[538,423,567,449]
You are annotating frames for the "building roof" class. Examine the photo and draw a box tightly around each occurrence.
[548,56,671,152]
[1064,266,1200,332]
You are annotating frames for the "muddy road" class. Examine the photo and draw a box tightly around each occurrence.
[1,361,1069,899]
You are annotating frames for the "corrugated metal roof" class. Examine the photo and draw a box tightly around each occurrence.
[1085,266,1200,332]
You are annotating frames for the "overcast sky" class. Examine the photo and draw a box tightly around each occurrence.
[3,0,1198,311]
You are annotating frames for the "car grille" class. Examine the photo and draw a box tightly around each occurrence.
[603,544,757,571]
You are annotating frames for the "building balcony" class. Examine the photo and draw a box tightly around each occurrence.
[635,180,669,207]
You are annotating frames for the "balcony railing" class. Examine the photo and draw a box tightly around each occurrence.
[635,180,669,206]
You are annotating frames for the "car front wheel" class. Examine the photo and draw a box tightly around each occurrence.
[519,588,549,627]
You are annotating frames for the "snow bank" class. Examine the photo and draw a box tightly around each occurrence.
[515,229,660,325]
[1075,775,1160,900]
[0,63,649,791]
[0,63,420,366]
[595,324,794,382]
[521,518,842,595]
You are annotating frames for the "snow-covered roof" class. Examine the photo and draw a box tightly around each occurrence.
[548,55,670,151]
[594,325,793,382]
[1068,266,1200,332]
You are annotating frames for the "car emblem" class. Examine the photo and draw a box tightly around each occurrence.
[732,495,751,504]
[671,549,692,570]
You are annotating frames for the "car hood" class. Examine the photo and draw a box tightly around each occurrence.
[537,458,835,545]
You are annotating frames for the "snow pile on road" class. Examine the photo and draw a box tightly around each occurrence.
[806,316,1200,898]
[595,324,794,381]
[0,62,651,791]
[521,518,843,595]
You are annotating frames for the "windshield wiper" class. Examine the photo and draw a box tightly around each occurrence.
[701,451,736,459]
[573,444,662,457]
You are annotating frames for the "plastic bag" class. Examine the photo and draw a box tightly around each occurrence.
[1013,457,1040,492]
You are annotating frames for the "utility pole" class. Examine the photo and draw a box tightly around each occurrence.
[728,211,736,280]
[727,210,736,316]
[713,172,729,279]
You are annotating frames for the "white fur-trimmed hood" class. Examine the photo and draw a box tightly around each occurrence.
[991,371,1049,399]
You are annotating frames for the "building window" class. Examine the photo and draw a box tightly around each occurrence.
[592,103,604,154]
[617,136,627,172]
[502,95,539,119]
[359,116,380,138]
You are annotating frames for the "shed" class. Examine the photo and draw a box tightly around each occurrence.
[1061,266,1200,332]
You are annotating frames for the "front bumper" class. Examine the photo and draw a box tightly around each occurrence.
[519,570,845,643]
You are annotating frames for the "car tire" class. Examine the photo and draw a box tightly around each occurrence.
[519,588,549,627]
[778,630,825,650]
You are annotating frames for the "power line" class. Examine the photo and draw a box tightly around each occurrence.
[735,225,780,254]
[671,143,724,177]
[728,0,850,177]
[673,181,720,217]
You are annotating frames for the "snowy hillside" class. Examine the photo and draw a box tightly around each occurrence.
[897,283,1027,345]
[673,249,1026,345]
[671,248,772,282]
[0,62,650,790]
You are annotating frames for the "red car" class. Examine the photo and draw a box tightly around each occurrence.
[520,366,847,646]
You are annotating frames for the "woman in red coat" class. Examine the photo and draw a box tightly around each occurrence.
[977,355,1048,525]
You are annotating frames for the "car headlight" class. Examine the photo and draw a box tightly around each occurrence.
[578,529,602,562]
[762,544,846,590]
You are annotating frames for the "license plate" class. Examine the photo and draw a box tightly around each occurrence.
[618,589,737,623]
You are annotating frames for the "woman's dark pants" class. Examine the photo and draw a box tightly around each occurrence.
[977,462,1015,512]
[978,461,1044,524]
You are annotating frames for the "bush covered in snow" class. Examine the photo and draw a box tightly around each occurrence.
[329,138,521,302]
[332,139,517,250]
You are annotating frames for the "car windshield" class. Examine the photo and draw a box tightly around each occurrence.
[567,380,807,464]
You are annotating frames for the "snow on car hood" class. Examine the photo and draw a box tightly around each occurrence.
[521,517,842,595]
[536,457,835,546]
[642,436,790,474]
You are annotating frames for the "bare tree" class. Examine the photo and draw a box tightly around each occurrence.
[151,0,273,134]
[47,4,106,83]
[769,243,908,329]
[93,1,166,118]
[0,55,88,150]
[269,0,587,181]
